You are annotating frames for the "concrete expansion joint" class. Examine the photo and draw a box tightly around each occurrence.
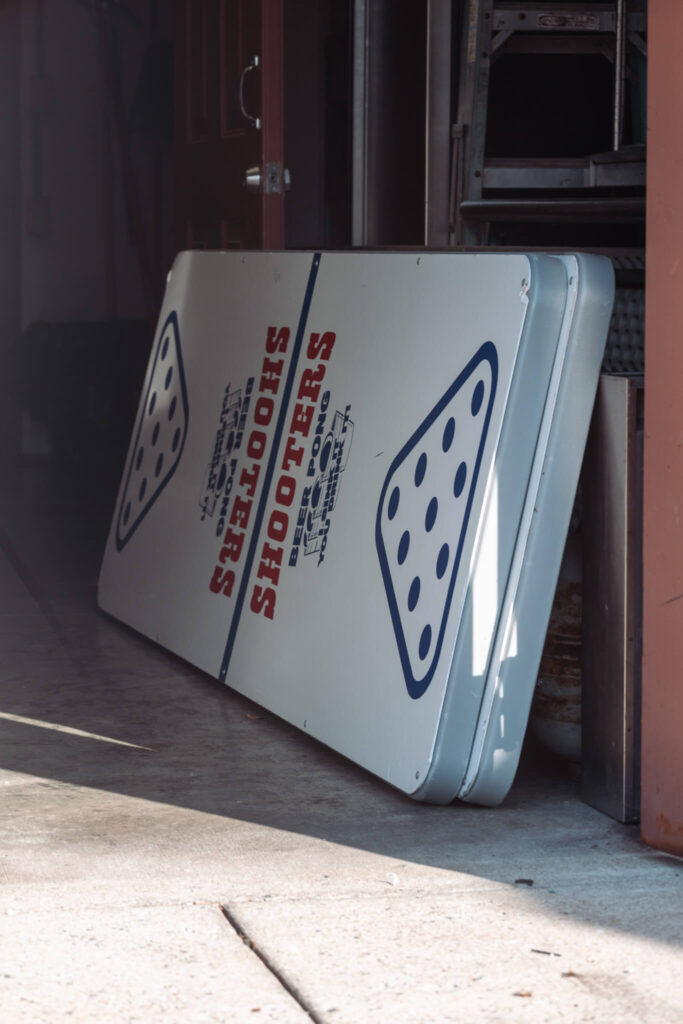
[220,903,323,1024]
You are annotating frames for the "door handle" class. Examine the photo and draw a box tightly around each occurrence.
[239,55,261,130]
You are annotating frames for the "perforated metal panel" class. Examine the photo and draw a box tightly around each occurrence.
[603,287,644,374]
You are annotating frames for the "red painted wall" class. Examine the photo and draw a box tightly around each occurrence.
[642,0,683,854]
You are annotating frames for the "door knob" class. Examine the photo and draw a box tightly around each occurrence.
[244,166,262,193]
[243,164,292,194]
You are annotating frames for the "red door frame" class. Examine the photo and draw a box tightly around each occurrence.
[642,0,683,855]
[260,0,284,248]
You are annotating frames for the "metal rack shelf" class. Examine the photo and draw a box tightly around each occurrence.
[451,1,647,245]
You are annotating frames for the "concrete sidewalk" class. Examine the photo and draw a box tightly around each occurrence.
[0,466,681,1023]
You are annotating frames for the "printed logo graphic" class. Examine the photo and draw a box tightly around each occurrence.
[289,400,354,567]
[302,407,353,558]
[199,381,255,535]
[376,342,498,699]
[116,311,189,551]
[199,385,243,520]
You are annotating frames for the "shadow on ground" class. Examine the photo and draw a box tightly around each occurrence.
[0,460,680,953]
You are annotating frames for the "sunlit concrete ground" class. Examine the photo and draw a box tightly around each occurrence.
[0,460,681,1023]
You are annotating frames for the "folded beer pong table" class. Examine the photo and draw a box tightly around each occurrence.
[99,250,614,805]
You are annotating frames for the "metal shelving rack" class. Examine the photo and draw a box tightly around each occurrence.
[450,1,647,245]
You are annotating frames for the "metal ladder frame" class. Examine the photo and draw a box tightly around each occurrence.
[450,1,647,246]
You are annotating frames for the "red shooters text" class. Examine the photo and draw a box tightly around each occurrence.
[250,329,336,620]
[208,325,290,599]
[209,326,336,622]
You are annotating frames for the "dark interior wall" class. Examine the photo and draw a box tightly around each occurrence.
[1,0,175,465]
[284,0,327,248]
[18,0,155,328]
[12,0,173,328]
[284,0,351,249]
[366,0,426,246]
[0,2,21,458]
